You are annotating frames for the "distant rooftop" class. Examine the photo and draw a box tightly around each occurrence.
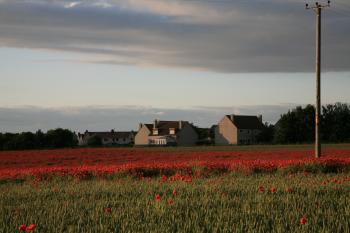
[226,115,263,129]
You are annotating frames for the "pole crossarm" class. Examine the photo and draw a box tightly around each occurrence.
[306,1,330,11]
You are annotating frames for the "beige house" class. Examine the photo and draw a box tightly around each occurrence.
[215,114,264,145]
[78,130,135,146]
[135,120,198,146]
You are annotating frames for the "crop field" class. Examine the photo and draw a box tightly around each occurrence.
[0,145,350,232]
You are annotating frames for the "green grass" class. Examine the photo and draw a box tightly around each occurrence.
[1,173,349,233]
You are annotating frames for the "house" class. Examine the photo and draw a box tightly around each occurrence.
[135,120,198,146]
[215,114,264,145]
[77,130,135,146]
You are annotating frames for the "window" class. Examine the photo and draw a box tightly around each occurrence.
[153,129,158,135]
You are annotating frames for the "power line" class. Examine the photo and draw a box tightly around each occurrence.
[329,8,350,18]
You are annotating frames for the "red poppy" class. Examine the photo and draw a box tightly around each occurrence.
[155,194,161,202]
[25,224,36,232]
[18,224,26,231]
[161,175,167,182]
[104,207,111,214]
[258,186,265,193]
[300,217,307,225]
[285,187,293,193]
[167,198,173,205]
[270,187,277,193]
[172,188,177,196]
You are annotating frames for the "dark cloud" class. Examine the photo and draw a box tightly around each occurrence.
[0,105,295,133]
[0,0,349,72]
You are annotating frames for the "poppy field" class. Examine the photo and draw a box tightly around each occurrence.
[0,145,350,232]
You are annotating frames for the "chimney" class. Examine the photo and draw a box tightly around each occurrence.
[138,123,143,131]
[179,120,183,129]
[258,115,263,123]
[230,114,235,122]
[153,119,159,128]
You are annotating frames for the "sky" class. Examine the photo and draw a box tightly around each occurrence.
[0,0,350,132]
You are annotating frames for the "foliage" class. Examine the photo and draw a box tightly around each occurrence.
[274,105,315,144]
[273,103,350,144]
[321,103,350,142]
[87,135,103,147]
[0,128,77,150]
[193,126,215,145]
[256,123,275,144]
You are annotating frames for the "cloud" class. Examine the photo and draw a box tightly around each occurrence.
[0,105,295,133]
[64,1,81,8]
[0,0,349,72]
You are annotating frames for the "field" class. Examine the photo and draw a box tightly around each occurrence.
[1,145,350,232]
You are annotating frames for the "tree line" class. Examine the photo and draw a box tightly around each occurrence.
[0,103,349,150]
[258,102,350,144]
[0,128,77,150]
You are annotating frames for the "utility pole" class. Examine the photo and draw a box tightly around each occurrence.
[306,1,330,159]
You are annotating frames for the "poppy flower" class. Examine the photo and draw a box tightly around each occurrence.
[18,224,26,231]
[167,198,173,205]
[25,224,36,232]
[285,187,293,193]
[258,186,265,193]
[270,187,277,193]
[155,194,161,202]
[161,175,167,182]
[300,217,307,225]
[172,188,177,196]
[104,207,111,214]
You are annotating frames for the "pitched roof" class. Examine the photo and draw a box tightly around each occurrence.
[143,120,191,136]
[226,115,263,129]
[81,131,134,139]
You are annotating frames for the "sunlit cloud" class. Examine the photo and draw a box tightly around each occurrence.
[64,1,81,9]
[0,0,349,72]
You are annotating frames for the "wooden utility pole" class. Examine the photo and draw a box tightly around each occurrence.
[306,1,330,158]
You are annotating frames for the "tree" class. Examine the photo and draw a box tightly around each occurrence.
[13,132,37,149]
[321,103,350,142]
[273,103,350,144]
[87,135,102,147]
[256,123,275,144]
[1,133,18,150]
[0,133,3,150]
[35,130,46,148]
[45,128,77,148]
[274,105,315,144]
